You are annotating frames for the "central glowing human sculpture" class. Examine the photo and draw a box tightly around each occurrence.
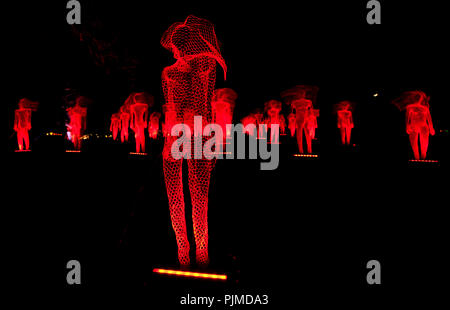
[14,98,37,151]
[66,97,87,150]
[129,92,152,153]
[334,101,354,145]
[161,15,227,266]
[263,100,285,144]
[392,91,435,160]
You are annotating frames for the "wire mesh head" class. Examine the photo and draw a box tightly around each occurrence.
[161,15,227,79]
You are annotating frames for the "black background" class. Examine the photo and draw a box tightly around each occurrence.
[4,0,450,307]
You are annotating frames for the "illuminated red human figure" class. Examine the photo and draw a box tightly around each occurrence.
[393,91,435,159]
[211,88,237,140]
[119,105,131,143]
[263,100,286,144]
[13,99,35,151]
[287,111,296,137]
[334,101,354,145]
[149,111,161,139]
[110,113,121,140]
[129,92,152,153]
[281,85,319,154]
[66,99,87,150]
[161,15,227,266]
[290,99,317,154]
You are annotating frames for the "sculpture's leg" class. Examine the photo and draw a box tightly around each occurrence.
[24,130,30,150]
[346,127,352,145]
[17,130,24,150]
[305,129,312,154]
[187,158,214,266]
[419,127,430,160]
[163,157,190,266]
[296,126,304,154]
[409,131,420,160]
[339,127,345,145]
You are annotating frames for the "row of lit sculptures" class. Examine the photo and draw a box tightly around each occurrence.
[13,15,437,269]
[13,88,435,160]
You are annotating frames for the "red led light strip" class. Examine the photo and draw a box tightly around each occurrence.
[15,150,31,152]
[129,152,148,156]
[409,159,439,163]
[153,268,227,280]
[293,154,318,158]
[66,150,81,153]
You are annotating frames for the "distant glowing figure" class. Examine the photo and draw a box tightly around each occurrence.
[334,101,354,145]
[211,88,237,140]
[119,105,131,143]
[129,92,152,153]
[14,98,37,151]
[281,85,319,154]
[149,111,161,139]
[287,112,296,137]
[66,98,87,150]
[161,15,227,266]
[393,91,435,160]
[110,113,121,140]
[263,100,285,144]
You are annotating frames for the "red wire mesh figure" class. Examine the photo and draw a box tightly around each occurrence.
[110,113,121,140]
[119,104,131,143]
[263,100,285,144]
[161,15,227,267]
[129,92,152,153]
[281,85,319,154]
[334,101,355,145]
[14,99,37,151]
[66,98,87,150]
[211,88,237,140]
[392,91,435,159]
[149,111,161,139]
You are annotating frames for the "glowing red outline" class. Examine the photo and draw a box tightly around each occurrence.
[153,268,227,280]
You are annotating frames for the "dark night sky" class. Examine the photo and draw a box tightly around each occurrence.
[6,0,450,139]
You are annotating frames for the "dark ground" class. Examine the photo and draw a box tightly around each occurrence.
[4,127,450,306]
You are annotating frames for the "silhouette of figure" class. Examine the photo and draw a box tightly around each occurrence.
[287,112,296,137]
[393,91,435,159]
[149,111,161,139]
[161,15,227,267]
[110,113,121,140]
[281,85,319,154]
[334,101,354,145]
[129,92,152,153]
[263,100,285,144]
[211,88,237,140]
[14,99,37,151]
[119,105,131,143]
[66,98,87,150]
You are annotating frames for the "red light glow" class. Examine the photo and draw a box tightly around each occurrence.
[129,152,148,156]
[408,159,439,163]
[153,268,227,280]
[293,154,318,158]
